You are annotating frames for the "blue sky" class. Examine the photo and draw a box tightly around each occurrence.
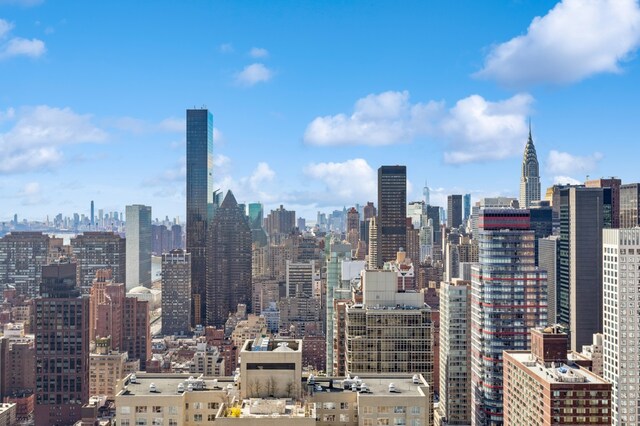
[1,0,640,222]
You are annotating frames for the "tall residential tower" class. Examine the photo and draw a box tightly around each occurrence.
[186,108,213,327]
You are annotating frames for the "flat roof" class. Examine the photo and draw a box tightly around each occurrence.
[309,375,429,396]
[117,373,235,397]
[506,352,608,385]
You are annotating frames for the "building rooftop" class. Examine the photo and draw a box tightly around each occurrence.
[308,374,429,396]
[117,373,236,397]
[242,337,301,352]
[507,352,608,385]
[221,398,313,419]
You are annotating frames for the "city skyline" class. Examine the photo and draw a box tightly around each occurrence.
[2,1,640,223]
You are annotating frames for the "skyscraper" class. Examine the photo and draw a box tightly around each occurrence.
[519,125,541,208]
[447,194,462,229]
[557,186,604,351]
[90,200,95,228]
[463,193,471,223]
[186,108,213,327]
[206,191,252,327]
[71,232,126,294]
[471,209,547,425]
[377,165,407,268]
[603,228,640,426]
[438,279,472,425]
[34,261,89,426]
[346,207,360,248]
[125,204,152,290]
[161,249,191,336]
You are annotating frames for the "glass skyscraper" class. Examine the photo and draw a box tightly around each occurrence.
[186,108,213,327]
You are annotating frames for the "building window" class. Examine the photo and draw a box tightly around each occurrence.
[377,419,390,425]
[194,414,203,422]
[169,421,178,426]
[340,402,350,410]
[168,406,178,415]
[208,402,219,410]
[411,406,421,415]
[135,406,147,414]
[208,414,216,421]
[152,406,162,413]
[121,406,131,414]
[194,402,204,410]
[340,414,350,422]
[120,421,130,426]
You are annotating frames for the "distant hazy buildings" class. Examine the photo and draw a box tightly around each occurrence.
[161,249,191,336]
[206,191,252,327]
[125,204,152,289]
[186,108,213,327]
[377,165,407,267]
[34,261,89,426]
[71,232,126,294]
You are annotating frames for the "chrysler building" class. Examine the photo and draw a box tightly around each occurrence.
[519,123,540,208]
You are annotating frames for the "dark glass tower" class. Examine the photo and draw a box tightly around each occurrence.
[186,108,213,327]
[377,165,407,267]
[206,191,252,327]
[447,194,463,228]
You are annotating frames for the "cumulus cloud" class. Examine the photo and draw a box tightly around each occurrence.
[249,162,275,191]
[0,105,106,173]
[304,90,533,164]
[0,20,46,59]
[304,159,377,202]
[475,0,640,86]
[441,93,532,163]
[546,150,604,175]
[235,63,273,86]
[1,37,45,58]
[249,47,269,58]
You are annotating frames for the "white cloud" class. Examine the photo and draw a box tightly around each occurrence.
[19,181,45,206]
[235,63,273,86]
[158,117,185,132]
[546,150,604,175]
[0,19,14,38]
[441,93,533,164]
[219,43,234,53]
[214,154,230,169]
[0,19,46,59]
[0,107,15,122]
[249,162,275,191]
[553,175,582,185]
[304,159,377,202]
[249,47,269,58]
[304,90,533,163]
[0,105,106,173]
[475,0,640,86]
[213,128,223,144]
[1,37,45,58]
